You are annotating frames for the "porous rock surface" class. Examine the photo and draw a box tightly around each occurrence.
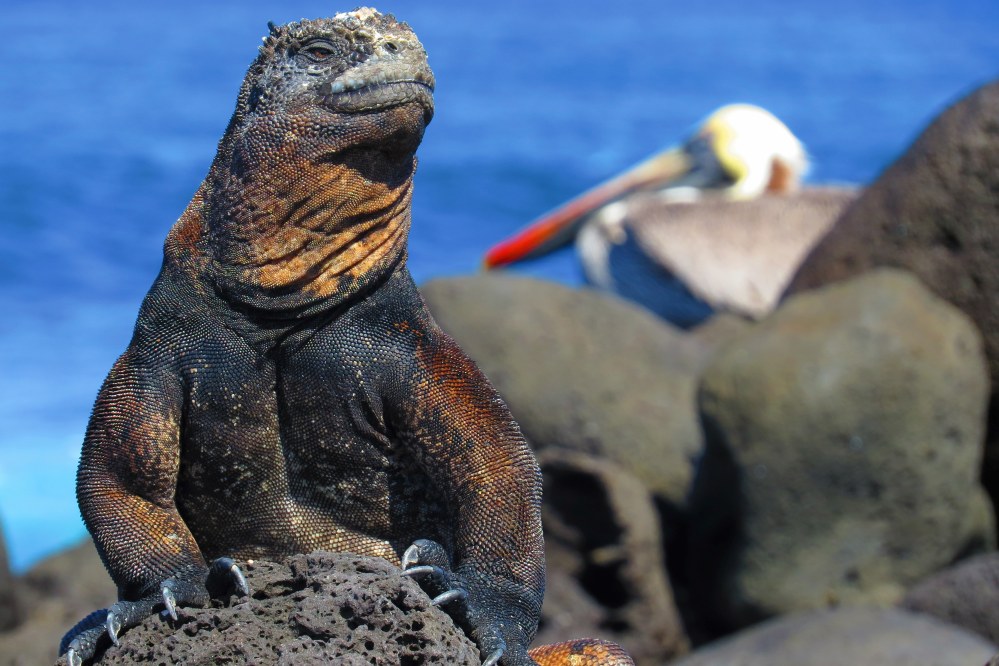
[670,607,998,666]
[72,552,478,665]
[903,552,999,644]
[689,269,994,630]
[783,80,999,508]
[785,80,999,384]
[535,449,688,665]
[421,274,709,513]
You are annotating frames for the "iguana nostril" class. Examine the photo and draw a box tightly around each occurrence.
[383,41,399,53]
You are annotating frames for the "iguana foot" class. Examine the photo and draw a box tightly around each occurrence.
[401,541,635,666]
[401,539,515,666]
[206,556,250,599]
[60,558,249,665]
[401,540,471,608]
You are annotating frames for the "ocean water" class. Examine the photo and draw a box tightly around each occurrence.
[1,0,997,572]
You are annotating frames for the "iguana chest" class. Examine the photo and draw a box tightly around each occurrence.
[172,327,444,560]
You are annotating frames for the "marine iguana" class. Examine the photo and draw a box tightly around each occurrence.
[59,8,632,666]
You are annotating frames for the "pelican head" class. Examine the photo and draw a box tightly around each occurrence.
[692,103,808,200]
[484,103,809,267]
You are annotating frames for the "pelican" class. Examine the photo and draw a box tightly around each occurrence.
[483,104,855,326]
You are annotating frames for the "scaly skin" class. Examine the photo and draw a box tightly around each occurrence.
[60,9,632,666]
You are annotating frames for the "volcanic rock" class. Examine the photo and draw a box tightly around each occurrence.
[670,607,997,666]
[783,79,999,517]
[64,552,478,665]
[689,269,994,631]
[785,81,999,384]
[536,449,688,665]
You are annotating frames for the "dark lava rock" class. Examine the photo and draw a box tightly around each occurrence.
[536,450,688,665]
[785,80,999,385]
[670,607,997,666]
[784,80,999,514]
[690,269,993,631]
[903,552,999,644]
[61,552,478,665]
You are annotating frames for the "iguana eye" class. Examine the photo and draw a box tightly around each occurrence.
[306,46,334,60]
[301,40,337,62]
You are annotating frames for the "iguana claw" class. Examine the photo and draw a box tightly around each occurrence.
[431,587,468,607]
[162,585,178,621]
[400,540,452,591]
[208,557,249,597]
[400,540,465,606]
[401,543,422,570]
[65,646,82,666]
[230,563,249,597]
[400,564,442,580]
[104,606,122,647]
[481,646,504,666]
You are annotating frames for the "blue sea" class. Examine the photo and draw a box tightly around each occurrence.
[1,0,997,572]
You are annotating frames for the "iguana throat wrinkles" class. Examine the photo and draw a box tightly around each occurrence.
[166,8,435,317]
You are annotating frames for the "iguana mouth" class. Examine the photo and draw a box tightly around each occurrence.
[318,68,435,115]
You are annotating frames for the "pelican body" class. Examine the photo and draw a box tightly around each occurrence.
[484,104,851,326]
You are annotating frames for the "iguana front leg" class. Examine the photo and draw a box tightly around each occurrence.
[400,540,635,666]
[391,331,546,665]
[400,538,540,665]
[59,350,247,664]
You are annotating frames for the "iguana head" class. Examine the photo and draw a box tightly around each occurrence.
[191,9,435,316]
[236,8,434,155]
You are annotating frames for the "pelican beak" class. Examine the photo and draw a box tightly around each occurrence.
[483,104,807,269]
[483,147,694,268]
